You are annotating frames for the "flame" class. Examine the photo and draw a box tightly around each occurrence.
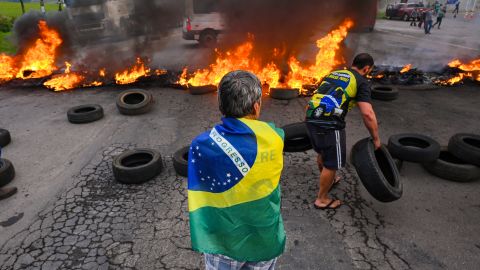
[437,58,480,85]
[0,20,62,82]
[44,62,86,91]
[115,58,151,85]
[179,19,354,90]
[400,64,412,74]
[99,68,106,77]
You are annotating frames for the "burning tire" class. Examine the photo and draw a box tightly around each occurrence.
[116,89,153,116]
[448,133,480,167]
[67,105,104,124]
[188,85,217,95]
[0,159,15,188]
[422,147,480,182]
[270,88,300,100]
[0,129,11,147]
[388,134,441,163]
[371,86,399,101]
[199,30,217,48]
[112,149,163,185]
[173,146,190,177]
[351,138,403,202]
[282,122,312,153]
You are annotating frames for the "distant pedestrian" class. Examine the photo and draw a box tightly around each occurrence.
[434,1,441,15]
[418,11,426,28]
[424,10,433,34]
[453,1,460,18]
[410,8,419,26]
[433,7,446,29]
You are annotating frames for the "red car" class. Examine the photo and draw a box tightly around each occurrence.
[386,3,431,21]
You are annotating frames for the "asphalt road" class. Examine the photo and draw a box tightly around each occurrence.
[0,19,479,270]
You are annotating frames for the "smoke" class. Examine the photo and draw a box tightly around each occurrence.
[217,0,378,66]
[12,0,185,72]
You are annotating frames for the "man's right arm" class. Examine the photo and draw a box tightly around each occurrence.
[357,102,381,149]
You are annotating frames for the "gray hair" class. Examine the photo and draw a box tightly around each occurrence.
[218,70,262,118]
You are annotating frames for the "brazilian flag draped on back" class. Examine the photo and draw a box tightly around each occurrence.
[188,117,286,262]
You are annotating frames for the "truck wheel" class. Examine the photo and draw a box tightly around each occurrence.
[112,149,163,184]
[199,30,217,48]
[116,89,153,116]
[0,129,11,147]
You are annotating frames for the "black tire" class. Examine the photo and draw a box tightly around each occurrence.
[116,89,153,116]
[388,133,441,163]
[0,159,15,188]
[270,88,299,100]
[394,159,403,171]
[448,133,480,167]
[173,146,189,177]
[0,129,11,147]
[112,149,163,184]
[351,138,403,202]
[0,187,18,201]
[282,123,312,152]
[188,85,217,95]
[371,86,399,101]
[199,30,217,48]
[67,104,104,124]
[423,147,480,182]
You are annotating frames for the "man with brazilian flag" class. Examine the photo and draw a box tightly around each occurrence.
[188,70,286,269]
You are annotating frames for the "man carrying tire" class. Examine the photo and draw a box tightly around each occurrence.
[305,53,381,210]
[188,71,286,269]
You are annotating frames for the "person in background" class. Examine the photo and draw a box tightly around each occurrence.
[410,8,419,26]
[188,70,286,270]
[424,9,434,34]
[433,6,446,29]
[453,1,460,18]
[418,10,426,29]
[434,0,441,15]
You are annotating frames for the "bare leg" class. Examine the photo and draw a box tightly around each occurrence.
[314,167,341,208]
[317,155,340,183]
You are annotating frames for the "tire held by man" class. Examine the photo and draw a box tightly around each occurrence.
[448,133,480,167]
[0,159,15,188]
[116,89,154,115]
[423,147,480,182]
[112,149,163,184]
[67,105,104,124]
[351,138,403,202]
[173,146,190,177]
[0,129,11,147]
[388,133,441,163]
[282,123,313,152]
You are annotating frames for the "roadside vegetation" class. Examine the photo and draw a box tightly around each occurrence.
[0,1,58,53]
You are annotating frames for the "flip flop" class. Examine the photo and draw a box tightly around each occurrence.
[314,198,342,210]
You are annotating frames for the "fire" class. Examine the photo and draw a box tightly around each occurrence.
[437,58,480,85]
[179,19,354,90]
[0,20,62,82]
[400,64,412,74]
[115,58,151,85]
[44,62,86,91]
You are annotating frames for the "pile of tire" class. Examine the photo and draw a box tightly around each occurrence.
[0,128,18,200]
[351,138,403,202]
[423,134,480,182]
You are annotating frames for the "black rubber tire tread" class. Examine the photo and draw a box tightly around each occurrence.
[188,85,217,95]
[351,138,403,202]
[0,129,11,147]
[0,159,15,188]
[448,133,480,167]
[270,88,299,100]
[371,86,399,101]
[0,186,18,200]
[173,146,190,177]
[67,104,104,124]
[116,89,153,116]
[112,149,163,184]
[282,122,312,153]
[394,159,403,171]
[388,133,441,163]
[422,147,480,182]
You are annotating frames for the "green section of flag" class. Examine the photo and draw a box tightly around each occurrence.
[189,187,285,262]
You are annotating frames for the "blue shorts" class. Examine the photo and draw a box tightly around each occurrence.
[205,254,277,270]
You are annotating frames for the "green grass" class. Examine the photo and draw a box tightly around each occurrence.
[0,31,15,54]
[0,1,59,18]
[377,11,386,19]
